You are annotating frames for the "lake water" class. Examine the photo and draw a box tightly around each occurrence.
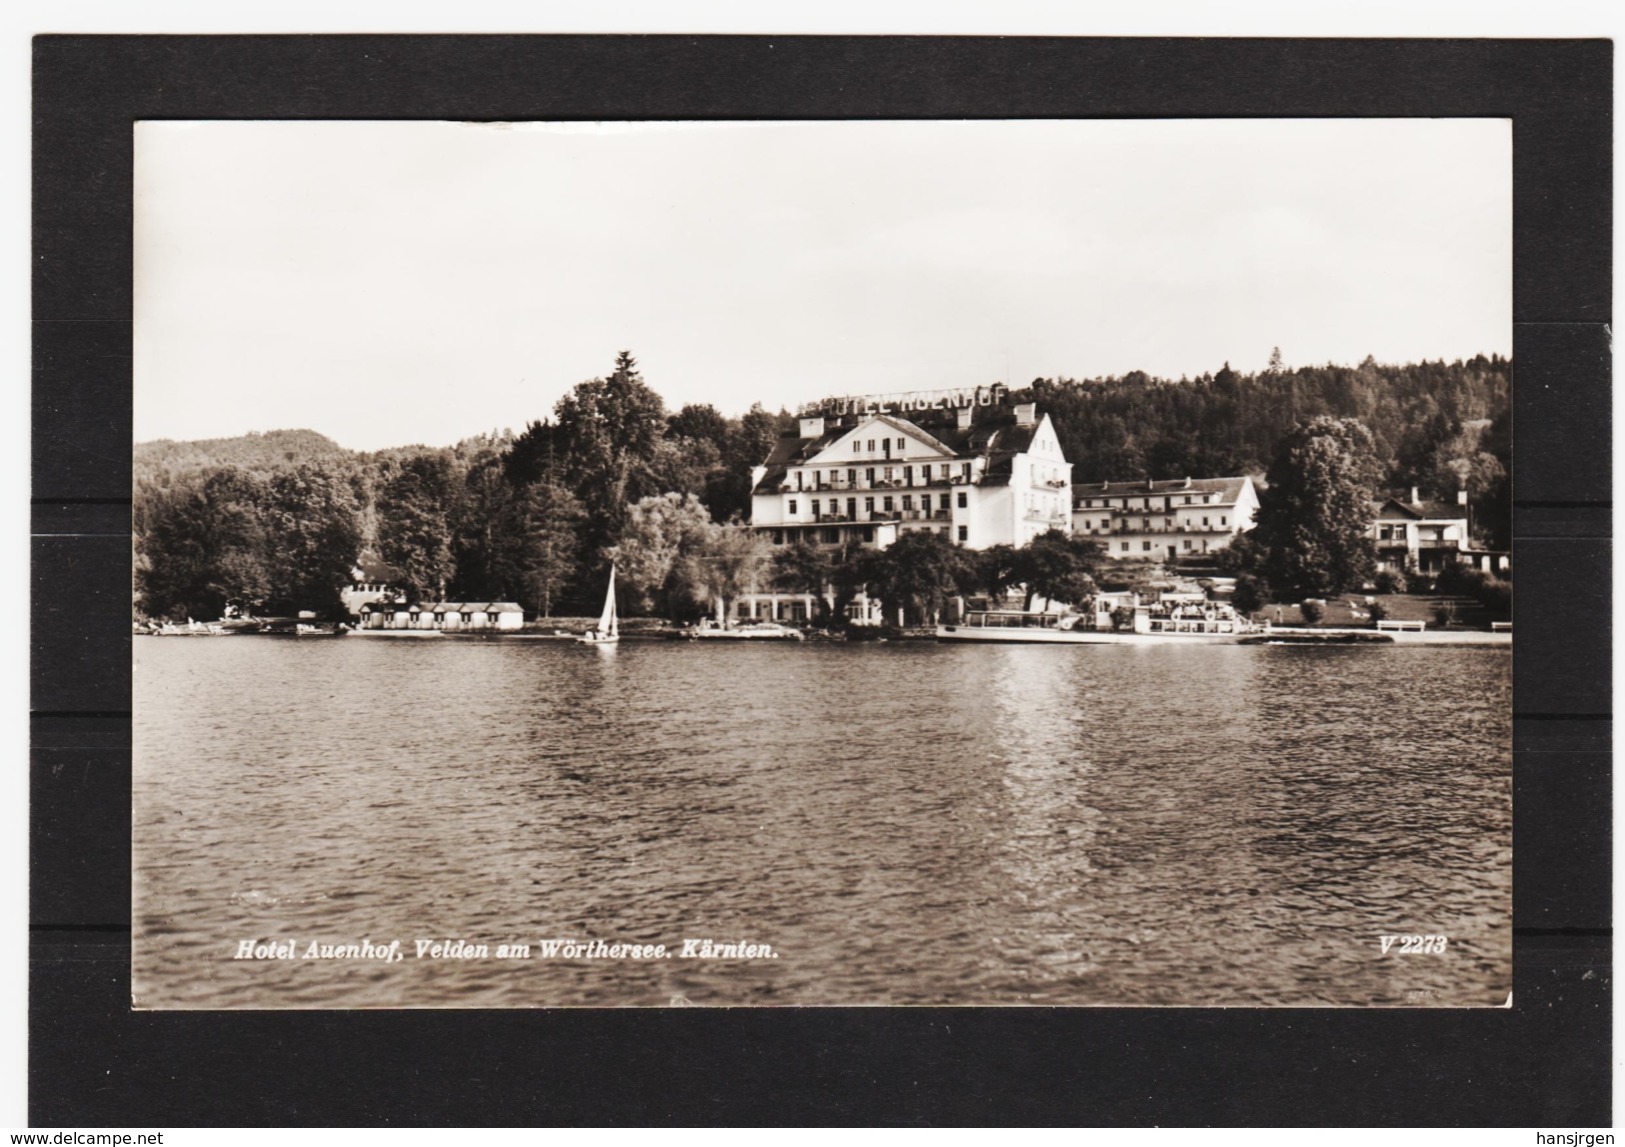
[132,636,1511,1008]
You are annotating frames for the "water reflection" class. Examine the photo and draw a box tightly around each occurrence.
[133,639,1510,1008]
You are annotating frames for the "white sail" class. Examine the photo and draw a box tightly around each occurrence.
[598,565,618,637]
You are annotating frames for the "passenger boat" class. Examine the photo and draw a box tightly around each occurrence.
[146,618,228,636]
[577,565,620,645]
[688,620,804,641]
[938,600,1257,645]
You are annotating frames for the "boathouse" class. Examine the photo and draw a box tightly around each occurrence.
[357,601,524,631]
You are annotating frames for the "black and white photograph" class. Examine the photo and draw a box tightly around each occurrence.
[130,117,1514,1010]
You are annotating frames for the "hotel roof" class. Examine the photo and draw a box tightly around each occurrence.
[751,406,1043,494]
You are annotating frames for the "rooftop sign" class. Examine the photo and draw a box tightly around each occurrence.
[798,382,1008,418]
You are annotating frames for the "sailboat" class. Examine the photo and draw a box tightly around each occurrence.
[577,564,620,645]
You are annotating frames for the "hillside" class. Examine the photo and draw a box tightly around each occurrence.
[135,428,353,485]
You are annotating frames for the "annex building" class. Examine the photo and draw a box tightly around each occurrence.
[1368,490,1474,576]
[1071,476,1259,560]
[742,384,1073,623]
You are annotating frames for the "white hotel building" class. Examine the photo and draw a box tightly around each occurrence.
[741,387,1072,622]
[1071,476,1260,561]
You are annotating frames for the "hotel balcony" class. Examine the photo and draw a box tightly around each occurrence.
[782,476,962,494]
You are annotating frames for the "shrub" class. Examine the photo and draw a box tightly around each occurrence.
[1299,599,1325,625]
[1373,568,1407,595]
[1231,573,1269,616]
[1477,578,1512,619]
[1432,602,1456,628]
[1368,600,1389,623]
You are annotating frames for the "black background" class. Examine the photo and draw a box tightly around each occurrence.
[31,36,1612,1126]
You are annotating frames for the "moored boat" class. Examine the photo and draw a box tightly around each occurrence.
[688,620,804,641]
[938,597,1258,645]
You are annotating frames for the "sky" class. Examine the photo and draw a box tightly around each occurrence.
[134,118,1511,451]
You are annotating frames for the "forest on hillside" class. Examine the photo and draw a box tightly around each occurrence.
[133,351,1511,620]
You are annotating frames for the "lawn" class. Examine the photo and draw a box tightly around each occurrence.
[1260,592,1488,628]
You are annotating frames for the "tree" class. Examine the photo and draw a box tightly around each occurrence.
[448,453,517,602]
[1231,573,1269,616]
[1016,529,1104,609]
[1253,416,1382,597]
[552,351,669,548]
[513,477,585,618]
[772,541,835,626]
[706,403,788,522]
[136,467,273,620]
[682,525,774,624]
[667,403,730,448]
[975,543,1024,602]
[262,464,364,617]
[1214,529,1267,577]
[862,530,976,626]
[376,454,456,602]
[644,435,723,503]
[605,492,716,616]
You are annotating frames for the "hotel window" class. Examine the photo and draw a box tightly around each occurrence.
[771,530,784,545]
[811,499,820,516]
[883,496,894,512]
[902,495,913,511]
[822,528,839,544]
[867,440,875,451]
[962,462,972,480]
[1202,516,1209,526]
[1142,518,1151,529]
[1220,517,1226,526]
[903,465,913,484]
[788,499,797,514]
[939,464,949,480]
[957,525,968,541]
[865,467,875,485]
[864,496,874,515]
[956,492,967,508]
[847,469,856,486]
[1121,541,1130,552]
[860,526,874,542]
[896,438,905,451]
[884,467,894,481]
[853,441,862,453]
[940,494,950,511]
[1142,541,1152,552]
[1183,540,1193,550]
[1184,496,1191,504]
[847,498,857,518]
